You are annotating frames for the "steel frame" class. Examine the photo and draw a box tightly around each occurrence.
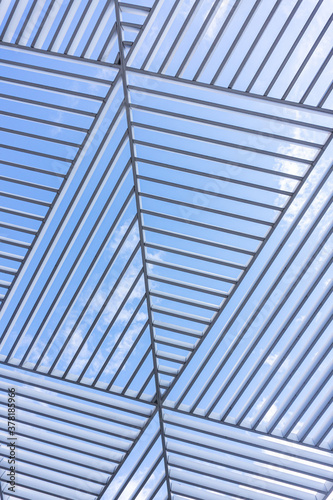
[0,1,332,499]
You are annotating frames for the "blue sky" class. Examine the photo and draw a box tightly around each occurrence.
[0,1,332,499]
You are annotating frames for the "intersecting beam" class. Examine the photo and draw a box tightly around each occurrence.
[0,41,119,68]
[98,3,171,498]
[127,66,333,114]
[161,130,333,406]
[0,72,123,324]
[0,2,332,498]
[0,361,155,408]
[164,405,332,458]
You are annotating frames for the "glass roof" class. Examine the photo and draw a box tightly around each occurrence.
[0,1,332,499]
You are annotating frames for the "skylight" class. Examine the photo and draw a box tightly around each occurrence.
[0,1,332,499]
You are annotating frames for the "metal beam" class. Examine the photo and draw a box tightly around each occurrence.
[101,3,171,497]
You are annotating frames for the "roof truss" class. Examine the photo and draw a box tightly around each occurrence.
[0,1,332,499]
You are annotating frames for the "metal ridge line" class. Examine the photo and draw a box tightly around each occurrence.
[127,66,333,113]
[101,2,171,498]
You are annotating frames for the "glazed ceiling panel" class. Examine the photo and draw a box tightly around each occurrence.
[0,1,332,499]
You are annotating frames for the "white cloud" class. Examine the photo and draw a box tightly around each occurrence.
[105,466,153,499]
[274,140,333,233]
[204,0,234,41]
[108,220,140,253]
[262,403,278,423]
[265,353,278,366]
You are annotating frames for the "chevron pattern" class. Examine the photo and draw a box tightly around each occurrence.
[0,1,332,499]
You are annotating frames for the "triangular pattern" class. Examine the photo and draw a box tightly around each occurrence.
[0,1,332,499]
[119,0,154,60]
[164,147,333,451]
[0,363,154,499]
[126,71,332,394]
[102,414,169,500]
[0,45,118,307]
[0,76,159,402]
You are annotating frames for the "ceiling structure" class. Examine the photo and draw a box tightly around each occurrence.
[0,0,332,499]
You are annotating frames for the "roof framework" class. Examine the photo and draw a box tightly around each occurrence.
[0,0,332,499]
